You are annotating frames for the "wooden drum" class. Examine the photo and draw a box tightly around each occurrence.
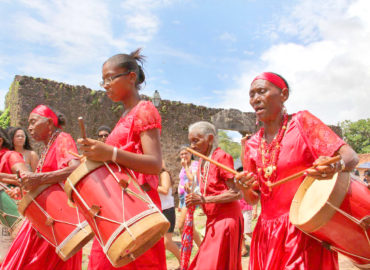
[65,160,169,268]
[18,183,94,261]
[290,172,370,269]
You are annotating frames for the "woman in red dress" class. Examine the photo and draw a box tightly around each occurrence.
[0,127,27,181]
[236,72,358,270]
[78,49,166,270]
[185,121,243,270]
[1,105,82,270]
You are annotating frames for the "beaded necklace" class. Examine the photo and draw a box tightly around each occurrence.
[199,149,214,197]
[36,129,61,173]
[257,114,288,195]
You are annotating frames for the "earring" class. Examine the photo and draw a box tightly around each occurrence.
[255,118,259,126]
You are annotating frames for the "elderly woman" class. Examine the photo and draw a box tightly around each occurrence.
[236,72,358,270]
[1,105,82,270]
[185,121,243,270]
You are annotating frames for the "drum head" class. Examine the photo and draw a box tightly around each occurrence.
[290,172,350,232]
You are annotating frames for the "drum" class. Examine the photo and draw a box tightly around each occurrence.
[18,183,94,261]
[290,172,370,269]
[65,160,170,267]
[0,189,23,237]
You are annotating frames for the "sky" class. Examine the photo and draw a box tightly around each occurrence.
[0,0,369,126]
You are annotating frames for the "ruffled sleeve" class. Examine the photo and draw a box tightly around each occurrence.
[55,133,78,169]
[295,111,346,159]
[133,101,161,134]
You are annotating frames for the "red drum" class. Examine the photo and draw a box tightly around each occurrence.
[65,160,170,267]
[290,172,370,269]
[18,183,94,261]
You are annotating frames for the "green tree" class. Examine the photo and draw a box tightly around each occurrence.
[218,130,241,159]
[0,108,10,129]
[340,118,370,153]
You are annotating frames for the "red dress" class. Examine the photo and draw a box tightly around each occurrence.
[88,101,167,270]
[1,132,82,270]
[0,148,24,174]
[188,147,243,270]
[244,111,345,270]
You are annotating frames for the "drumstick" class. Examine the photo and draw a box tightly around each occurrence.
[267,155,341,188]
[17,170,23,199]
[78,117,87,139]
[68,151,83,159]
[0,182,11,191]
[186,147,238,175]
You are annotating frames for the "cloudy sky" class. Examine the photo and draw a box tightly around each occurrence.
[0,0,369,125]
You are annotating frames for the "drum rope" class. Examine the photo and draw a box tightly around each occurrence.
[0,209,20,219]
[55,220,90,255]
[326,201,370,247]
[298,228,370,261]
[120,187,136,240]
[67,178,91,211]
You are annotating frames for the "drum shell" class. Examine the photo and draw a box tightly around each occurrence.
[290,172,370,268]
[18,183,94,261]
[65,161,169,267]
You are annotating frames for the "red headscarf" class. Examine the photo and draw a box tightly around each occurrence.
[251,72,288,90]
[30,105,61,128]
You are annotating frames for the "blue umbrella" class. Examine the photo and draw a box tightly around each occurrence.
[358,162,370,169]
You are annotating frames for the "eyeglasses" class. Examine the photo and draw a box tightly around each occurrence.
[98,134,109,138]
[99,71,130,87]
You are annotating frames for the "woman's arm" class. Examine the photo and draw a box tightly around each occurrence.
[20,159,80,191]
[78,128,162,175]
[158,171,171,195]
[30,151,39,172]
[186,178,241,206]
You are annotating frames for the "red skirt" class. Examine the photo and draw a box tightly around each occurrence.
[0,220,82,270]
[188,207,243,270]
[250,213,338,270]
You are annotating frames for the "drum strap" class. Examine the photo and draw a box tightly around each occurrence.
[325,201,370,247]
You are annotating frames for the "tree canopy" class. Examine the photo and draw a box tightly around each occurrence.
[218,130,241,160]
[340,118,370,154]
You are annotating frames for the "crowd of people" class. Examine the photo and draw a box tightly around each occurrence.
[0,48,364,270]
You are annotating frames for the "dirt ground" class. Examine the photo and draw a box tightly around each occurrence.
[82,208,358,270]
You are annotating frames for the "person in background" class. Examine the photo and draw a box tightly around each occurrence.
[363,169,370,184]
[97,125,111,143]
[158,160,181,268]
[177,145,202,248]
[9,127,39,172]
[186,121,243,270]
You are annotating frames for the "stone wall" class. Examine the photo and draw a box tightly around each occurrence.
[5,75,341,202]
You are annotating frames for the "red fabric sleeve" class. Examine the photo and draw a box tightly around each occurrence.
[133,101,161,134]
[215,149,235,180]
[8,151,25,168]
[55,133,78,169]
[295,111,346,159]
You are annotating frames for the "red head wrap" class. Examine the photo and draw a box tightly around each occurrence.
[30,105,61,128]
[251,72,288,90]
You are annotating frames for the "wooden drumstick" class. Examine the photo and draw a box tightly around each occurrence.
[267,155,341,188]
[16,170,23,199]
[186,147,238,175]
[78,117,87,139]
[68,151,83,159]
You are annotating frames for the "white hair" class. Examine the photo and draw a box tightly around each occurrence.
[188,121,218,148]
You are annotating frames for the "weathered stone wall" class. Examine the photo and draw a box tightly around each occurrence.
[5,75,341,203]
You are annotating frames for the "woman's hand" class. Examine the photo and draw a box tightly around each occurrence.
[19,171,43,191]
[235,171,256,190]
[185,193,205,206]
[306,156,341,180]
[77,138,113,162]
[6,186,22,200]
[181,158,187,168]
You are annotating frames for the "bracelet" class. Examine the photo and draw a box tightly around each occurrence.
[112,147,118,162]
